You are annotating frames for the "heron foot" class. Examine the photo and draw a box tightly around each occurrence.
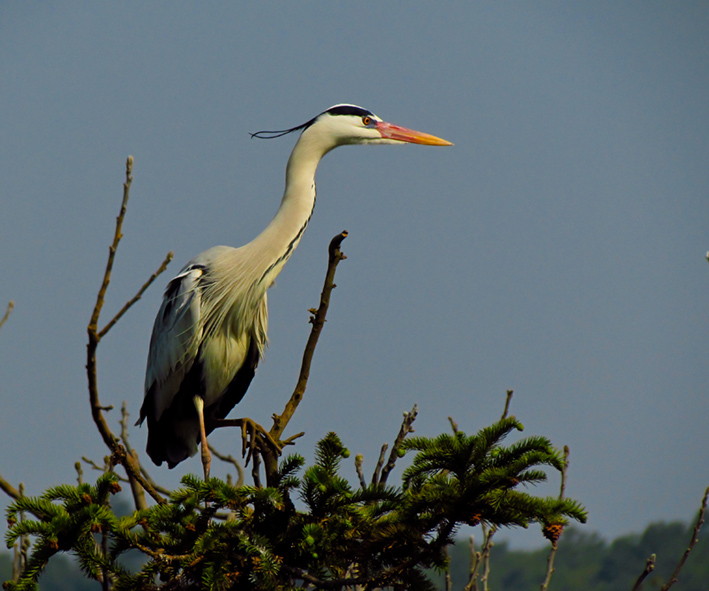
[207,417,281,465]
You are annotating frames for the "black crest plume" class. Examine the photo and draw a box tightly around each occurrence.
[250,117,316,140]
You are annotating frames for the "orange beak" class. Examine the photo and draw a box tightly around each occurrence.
[375,121,453,146]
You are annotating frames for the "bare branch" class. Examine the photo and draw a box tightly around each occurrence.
[0,300,14,333]
[0,472,21,500]
[98,251,173,339]
[118,402,148,510]
[448,416,459,434]
[501,389,514,419]
[269,231,348,439]
[88,156,133,334]
[355,454,367,489]
[372,443,388,487]
[139,464,171,496]
[379,404,418,485]
[75,462,84,485]
[541,445,569,590]
[209,444,245,488]
[262,231,348,485]
[11,483,27,583]
[85,157,165,505]
[480,524,496,591]
[632,554,656,591]
[464,535,480,591]
[660,485,709,590]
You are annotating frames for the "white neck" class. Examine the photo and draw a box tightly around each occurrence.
[248,128,335,289]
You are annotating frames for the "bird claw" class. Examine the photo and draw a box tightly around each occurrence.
[238,418,282,466]
[207,416,281,466]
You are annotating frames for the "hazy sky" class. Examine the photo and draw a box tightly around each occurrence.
[1,3,707,549]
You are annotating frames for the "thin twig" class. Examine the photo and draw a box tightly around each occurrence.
[81,456,126,479]
[11,483,26,582]
[448,416,459,434]
[632,554,656,591]
[251,452,262,488]
[501,389,514,419]
[660,486,709,590]
[263,231,348,485]
[88,156,133,334]
[0,300,14,332]
[119,402,148,511]
[209,444,245,487]
[379,404,418,485]
[541,445,569,590]
[464,535,480,591]
[355,454,367,489]
[480,524,496,591]
[444,547,452,591]
[139,465,171,496]
[372,443,388,487]
[98,251,173,339]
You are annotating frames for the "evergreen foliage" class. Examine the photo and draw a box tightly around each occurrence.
[4,420,585,590]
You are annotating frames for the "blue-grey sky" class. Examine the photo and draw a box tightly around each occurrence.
[1,3,707,549]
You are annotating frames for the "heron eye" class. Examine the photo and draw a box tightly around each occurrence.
[362,116,372,126]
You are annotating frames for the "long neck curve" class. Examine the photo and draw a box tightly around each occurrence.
[247,128,334,290]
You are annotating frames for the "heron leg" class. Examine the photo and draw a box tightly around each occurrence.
[193,396,211,479]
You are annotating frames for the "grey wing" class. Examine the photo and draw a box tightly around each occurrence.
[141,264,206,423]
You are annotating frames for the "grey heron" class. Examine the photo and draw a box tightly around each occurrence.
[137,104,452,478]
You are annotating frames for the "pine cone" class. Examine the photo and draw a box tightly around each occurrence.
[543,522,564,546]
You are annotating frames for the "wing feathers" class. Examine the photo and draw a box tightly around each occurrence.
[142,265,206,423]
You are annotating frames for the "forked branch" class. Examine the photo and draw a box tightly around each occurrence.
[86,156,171,505]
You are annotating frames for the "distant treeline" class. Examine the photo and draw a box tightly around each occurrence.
[442,521,708,591]
[2,520,707,589]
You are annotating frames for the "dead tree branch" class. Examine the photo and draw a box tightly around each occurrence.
[86,156,171,505]
[378,404,418,486]
[262,231,348,485]
[98,251,173,339]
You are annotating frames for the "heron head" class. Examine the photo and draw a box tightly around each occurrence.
[311,104,453,147]
[251,104,452,150]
